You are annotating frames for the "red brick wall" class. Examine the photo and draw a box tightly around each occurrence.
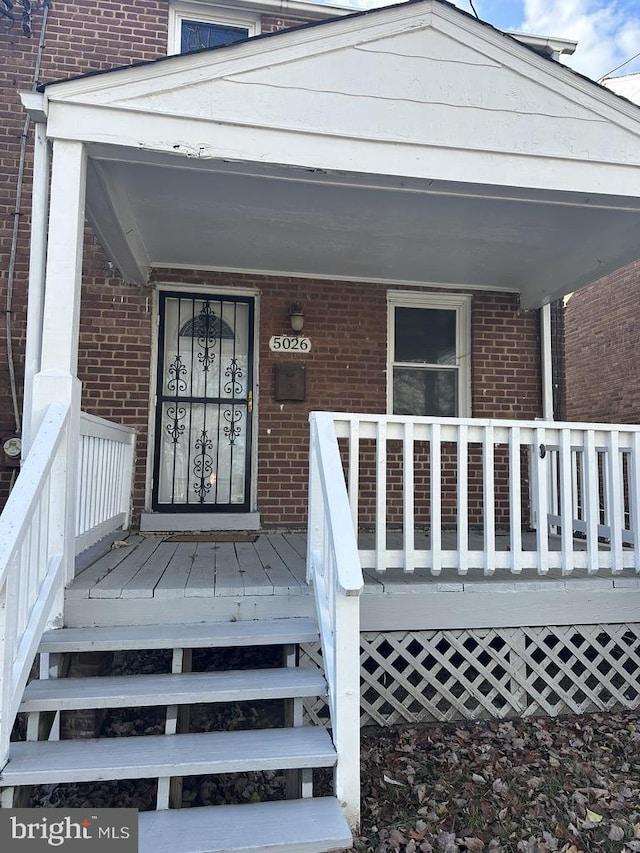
[261,15,310,34]
[153,271,541,527]
[564,264,640,424]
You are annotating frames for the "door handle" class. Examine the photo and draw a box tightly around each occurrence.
[248,390,253,413]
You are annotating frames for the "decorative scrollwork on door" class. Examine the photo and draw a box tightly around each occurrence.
[167,354,188,394]
[196,301,218,373]
[222,407,243,446]
[193,429,214,502]
[166,404,187,443]
[224,358,244,396]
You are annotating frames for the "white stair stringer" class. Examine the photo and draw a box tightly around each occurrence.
[0,619,353,853]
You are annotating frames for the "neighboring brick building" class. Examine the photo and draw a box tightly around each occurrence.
[4,0,640,533]
[560,72,640,427]
[562,266,640,425]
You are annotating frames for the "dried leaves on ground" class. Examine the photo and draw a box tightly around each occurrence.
[356,711,640,853]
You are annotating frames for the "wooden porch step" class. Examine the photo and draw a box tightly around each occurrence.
[138,797,352,853]
[39,618,319,653]
[0,727,336,786]
[20,667,327,713]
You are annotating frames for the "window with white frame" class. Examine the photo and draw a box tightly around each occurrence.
[168,2,260,55]
[388,292,471,418]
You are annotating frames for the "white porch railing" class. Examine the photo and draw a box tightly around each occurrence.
[329,413,640,576]
[0,402,70,767]
[76,412,136,555]
[307,412,363,832]
[0,406,137,768]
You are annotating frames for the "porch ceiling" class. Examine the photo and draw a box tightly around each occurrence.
[87,147,640,308]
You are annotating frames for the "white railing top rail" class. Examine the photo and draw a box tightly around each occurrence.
[79,411,136,442]
[309,411,363,596]
[330,412,640,443]
[0,402,70,584]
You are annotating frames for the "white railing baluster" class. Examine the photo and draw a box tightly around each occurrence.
[534,427,549,575]
[375,420,387,573]
[607,431,624,574]
[457,423,469,575]
[403,421,415,573]
[430,423,442,577]
[559,428,574,576]
[306,422,322,585]
[584,429,600,575]
[509,426,522,574]
[483,425,495,576]
[348,417,360,534]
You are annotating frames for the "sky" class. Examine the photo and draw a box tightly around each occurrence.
[319,0,640,81]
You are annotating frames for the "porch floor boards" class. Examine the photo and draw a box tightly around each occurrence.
[63,529,640,630]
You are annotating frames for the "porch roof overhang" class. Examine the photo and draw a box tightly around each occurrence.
[28,0,640,308]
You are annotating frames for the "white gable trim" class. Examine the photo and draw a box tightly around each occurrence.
[40,0,640,135]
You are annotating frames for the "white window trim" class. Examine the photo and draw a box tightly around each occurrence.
[168,1,261,55]
[387,291,472,418]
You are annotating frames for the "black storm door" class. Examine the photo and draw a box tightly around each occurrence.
[152,292,254,512]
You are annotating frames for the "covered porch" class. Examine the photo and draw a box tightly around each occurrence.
[18,0,640,541]
[4,5,640,836]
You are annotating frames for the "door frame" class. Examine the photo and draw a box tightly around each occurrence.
[144,283,261,521]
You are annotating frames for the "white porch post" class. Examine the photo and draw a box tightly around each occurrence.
[22,122,50,456]
[31,139,86,614]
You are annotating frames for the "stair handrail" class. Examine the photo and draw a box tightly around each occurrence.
[0,401,71,768]
[307,410,363,832]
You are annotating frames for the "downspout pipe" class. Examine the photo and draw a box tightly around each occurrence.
[5,0,50,453]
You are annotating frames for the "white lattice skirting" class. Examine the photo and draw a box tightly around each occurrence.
[301,624,640,726]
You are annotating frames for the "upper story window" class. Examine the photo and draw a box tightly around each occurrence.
[181,20,249,52]
[168,2,260,55]
[387,292,471,418]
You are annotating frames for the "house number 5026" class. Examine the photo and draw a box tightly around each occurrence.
[269,336,312,353]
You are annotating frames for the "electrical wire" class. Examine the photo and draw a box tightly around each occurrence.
[598,48,640,83]
[5,0,50,437]
[469,1,480,19]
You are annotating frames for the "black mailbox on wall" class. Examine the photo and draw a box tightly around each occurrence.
[274,364,306,401]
